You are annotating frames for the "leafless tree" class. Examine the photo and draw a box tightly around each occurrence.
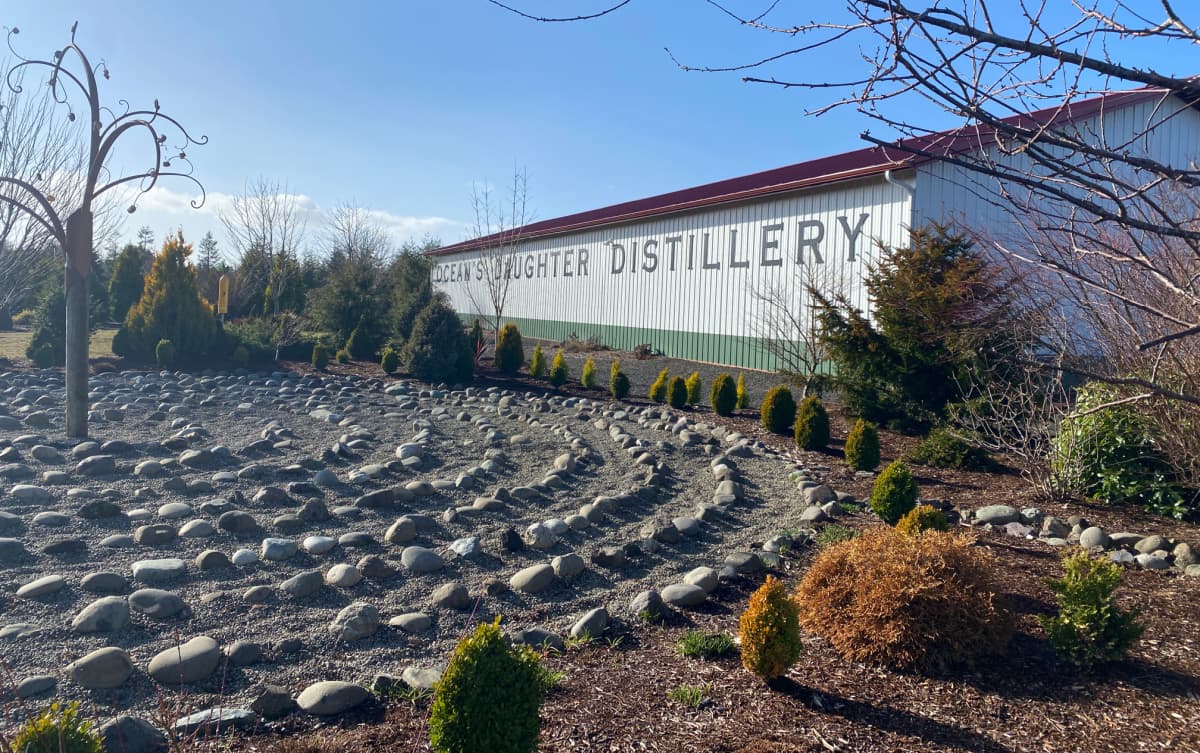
[220,176,308,317]
[326,202,393,265]
[466,167,532,341]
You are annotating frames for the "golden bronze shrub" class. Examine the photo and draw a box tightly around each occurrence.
[794,526,1013,672]
[738,575,802,680]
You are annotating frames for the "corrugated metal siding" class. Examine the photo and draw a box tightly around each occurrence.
[433,175,915,370]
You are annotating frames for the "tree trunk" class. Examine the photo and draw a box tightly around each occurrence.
[65,208,93,438]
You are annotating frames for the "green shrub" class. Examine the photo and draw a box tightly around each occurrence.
[667,376,688,408]
[794,396,831,451]
[610,361,630,400]
[381,347,399,375]
[909,427,992,471]
[108,243,146,324]
[25,286,66,367]
[710,373,737,416]
[428,618,542,753]
[649,369,669,403]
[895,504,949,537]
[870,460,919,525]
[677,630,735,659]
[155,339,176,368]
[684,371,702,405]
[760,385,796,434]
[311,343,329,370]
[112,232,218,362]
[404,299,473,384]
[736,373,749,409]
[335,347,351,364]
[1050,382,1192,519]
[31,342,54,369]
[345,316,377,359]
[845,419,881,471]
[548,349,568,387]
[581,356,597,388]
[495,323,523,374]
[814,523,860,547]
[10,701,102,753]
[1040,548,1144,669]
[528,344,547,379]
[232,345,250,366]
[738,575,802,680]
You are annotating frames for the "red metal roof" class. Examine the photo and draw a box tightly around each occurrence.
[429,89,1179,257]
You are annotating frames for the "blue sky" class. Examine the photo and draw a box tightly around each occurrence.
[4,1,1186,259]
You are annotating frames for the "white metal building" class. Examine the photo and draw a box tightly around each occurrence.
[429,90,1200,370]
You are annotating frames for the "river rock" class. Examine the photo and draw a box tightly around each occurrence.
[148,636,221,685]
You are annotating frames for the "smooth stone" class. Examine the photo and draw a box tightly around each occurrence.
[1079,526,1110,549]
[16,674,57,699]
[683,566,720,593]
[98,716,169,753]
[551,553,586,580]
[1135,535,1169,554]
[244,585,274,604]
[449,536,482,558]
[82,571,130,593]
[431,582,471,610]
[78,499,123,518]
[232,549,259,566]
[148,636,221,685]
[134,524,178,546]
[672,516,702,536]
[251,685,298,720]
[9,484,51,504]
[32,511,69,527]
[389,612,432,633]
[100,534,136,548]
[400,666,442,690]
[384,517,417,545]
[69,647,135,689]
[356,554,396,580]
[591,546,627,569]
[325,563,362,587]
[629,589,668,621]
[295,681,370,716]
[525,522,557,549]
[18,574,66,598]
[330,602,380,641]
[43,538,88,556]
[224,641,264,666]
[1136,553,1170,570]
[132,558,187,584]
[129,588,187,618]
[0,623,41,639]
[179,520,215,538]
[661,583,707,608]
[158,502,193,519]
[570,607,610,639]
[279,570,323,598]
[261,538,298,561]
[172,709,256,735]
[77,455,117,476]
[513,627,565,652]
[303,535,337,555]
[724,551,763,574]
[217,510,262,535]
[72,596,131,632]
[510,563,555,593]
[401,546,444,573]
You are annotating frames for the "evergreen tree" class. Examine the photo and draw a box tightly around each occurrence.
[108,244,146,324]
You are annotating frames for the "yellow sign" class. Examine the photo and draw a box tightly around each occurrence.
[217,274,229,315]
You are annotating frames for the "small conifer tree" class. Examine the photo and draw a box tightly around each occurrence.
[581,356,597,388]
[549,349,569,386]
[529,343,547,378]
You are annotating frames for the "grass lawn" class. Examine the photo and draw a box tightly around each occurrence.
[0,326,117,362]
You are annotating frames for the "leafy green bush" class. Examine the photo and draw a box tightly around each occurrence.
[10,701,102,753]
[25,286,66,367]
[345,316,378,359]
[710,373,737,416]
[529,343,547,379]
[667,376,688,408]
[677,630,735,659]
[736,373,749,409]
[845,419,881,471]
[311,343,329,370]
[155,339,176,368]
[760,385,796,434]
[649,369,669,403]
[581,356,597,388]
[738,575,802,680]
[1050,382,1193,519]
[610,360,630,400]
[909,427,992,470]
[548,349,568,386]
[870,460,919,525]
[381,347,399,375]
[428,618,542,753]
[684,371,702,405]
[404,299,473,384]
[495,323,523,374]
[112,232,218,362]
[30,342,54,369]
[895,504,949,537]
[1040,549,1144,669]
[794,396,831,451]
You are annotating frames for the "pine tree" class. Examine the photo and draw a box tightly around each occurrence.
[108,244,146,324]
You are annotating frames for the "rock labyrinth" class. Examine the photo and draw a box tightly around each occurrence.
[0,367,813,726]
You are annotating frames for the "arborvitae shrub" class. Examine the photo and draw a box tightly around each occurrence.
[795,526,1013,672]
[25,286,66,367]
[112,232,218,362]
[428,618,542,753]
[312,343,329,370]
[845,419,881,471]
[649,369,669,403]
[760,385,796,434]
[31,342,54,369]
[1040,549,1144,669]
[108,243,146,324]
[667,376,688,408]
[870,460,919,525]
[495,323,523,374]
[895,503,949,537]
[404,299,473,384]
[736,373,749,410]
[710,373,736,416]
[155,339,176,368]
[738,575,802,681]
[581,356,597,389]
[909,427,991,471]
[381,347,399,375]
[684,371,702,405]
[549,349,569,386]
[11,701,102,753]
[610,360,630,400]
[335,347,351,364]
[529,344,547,379]
[794,396,831,451]
[232,345,250,367]
[345,316,376,359]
